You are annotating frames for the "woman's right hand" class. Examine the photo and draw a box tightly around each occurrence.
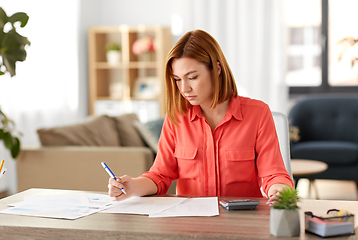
[108,175,133,201]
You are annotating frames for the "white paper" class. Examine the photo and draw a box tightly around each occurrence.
[101,196,187,215]
[86,193,115,208]
[0,193,113,220]
[0,201,105,220]
[23,193,91,206]
[149,197,219,218]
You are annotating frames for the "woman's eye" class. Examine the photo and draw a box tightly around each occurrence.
[174,78,181,82]
[189,76,197,80]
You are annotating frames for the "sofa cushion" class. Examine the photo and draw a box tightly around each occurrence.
[111,114,145,147]
[291,141,358,166]
[37,115,120,146]
[133,118,164,153]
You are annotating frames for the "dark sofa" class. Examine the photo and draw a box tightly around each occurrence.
[288,95,358,185]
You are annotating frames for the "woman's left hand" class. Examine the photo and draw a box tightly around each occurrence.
[266,184,290,206]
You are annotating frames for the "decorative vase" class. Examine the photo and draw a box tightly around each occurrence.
[270,208,300,237]
[106,51,121,65]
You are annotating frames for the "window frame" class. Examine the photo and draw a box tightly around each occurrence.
[289,1,358,97]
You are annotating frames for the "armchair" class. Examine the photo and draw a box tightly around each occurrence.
[288,95,358,185]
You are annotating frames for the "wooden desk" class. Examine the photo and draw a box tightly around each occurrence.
[0,188,357,240]
[291,159,328,199]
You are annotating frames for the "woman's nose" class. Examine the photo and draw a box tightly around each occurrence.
[180,80,191,93]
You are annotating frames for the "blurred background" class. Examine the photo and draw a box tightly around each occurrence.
[1,0,357,196]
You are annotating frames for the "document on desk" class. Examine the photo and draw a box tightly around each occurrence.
[101,196,219,218]
[149,197,219,218]
[101,196,187,215]
[0,193,114,220]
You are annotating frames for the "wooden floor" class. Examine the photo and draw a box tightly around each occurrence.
[297,179,358,201]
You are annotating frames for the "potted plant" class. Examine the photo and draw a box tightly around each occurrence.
[270,188,300,237]
[0,7,30,158]
[106,42,121,66]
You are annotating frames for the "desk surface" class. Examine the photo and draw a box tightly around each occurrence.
[0,188,357,240]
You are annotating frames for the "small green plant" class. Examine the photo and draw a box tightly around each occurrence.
[0,7,30,159]
[0,7,31,76]
[106,42,121,52]
[272,188,300,210]
[0,109,21,158]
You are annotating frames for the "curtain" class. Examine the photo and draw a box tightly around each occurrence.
[172,0,288,113]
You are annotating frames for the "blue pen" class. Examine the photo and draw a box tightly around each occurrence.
[101,162,127,194]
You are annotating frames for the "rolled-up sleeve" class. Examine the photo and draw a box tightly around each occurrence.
[140,116,178,194]
[255,105,294,196]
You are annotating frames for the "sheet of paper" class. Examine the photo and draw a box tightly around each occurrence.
[22,193,91,206]
[86,193,114,208]
[0,201,105,220]
[1,193,113,220]
[149,197,219,218]
[101,196,187,215]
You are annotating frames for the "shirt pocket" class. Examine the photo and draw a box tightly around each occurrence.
[174,146,199,180]
[224,148,256,184]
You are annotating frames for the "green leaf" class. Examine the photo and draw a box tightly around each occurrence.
[3,55,16,77]
[3,132,13,149]
[272,188,300,210]
[9,12,29,28]
[13,31,31,47]
[0,7,8,29]
[0,129,4,139]
[11,137,20,158]
[0,71,4,75]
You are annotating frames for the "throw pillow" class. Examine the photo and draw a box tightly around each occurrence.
[37,115,120,146]
[133,118,164,153]
[111,114,146,147]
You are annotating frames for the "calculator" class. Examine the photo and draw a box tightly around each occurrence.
[219,199,260,210]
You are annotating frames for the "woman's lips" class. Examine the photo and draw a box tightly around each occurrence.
[185,96,196,100]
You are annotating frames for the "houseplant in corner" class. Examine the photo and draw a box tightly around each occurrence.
[270,188,300,237]
[0,7,30,158]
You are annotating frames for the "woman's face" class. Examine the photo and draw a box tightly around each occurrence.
[172,57,214,107]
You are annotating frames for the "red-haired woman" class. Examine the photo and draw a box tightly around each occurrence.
[108,30,293,206]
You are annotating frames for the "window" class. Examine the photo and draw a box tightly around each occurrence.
[285,0,358,96]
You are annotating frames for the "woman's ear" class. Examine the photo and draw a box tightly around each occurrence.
[217,62,221,76]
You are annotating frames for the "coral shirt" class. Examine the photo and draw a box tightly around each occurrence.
[141,96,293,197]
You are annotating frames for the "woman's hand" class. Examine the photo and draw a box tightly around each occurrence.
[108,175,133,201]
[266,184,290,206]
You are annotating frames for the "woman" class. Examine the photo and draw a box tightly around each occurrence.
[108,30,293,205]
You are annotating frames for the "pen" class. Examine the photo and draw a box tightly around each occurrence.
[101,162,126,194]
[0,160,4,173]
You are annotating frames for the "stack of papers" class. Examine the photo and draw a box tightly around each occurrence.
[307,217,354,237]
[0,193,113,220]
[0,194,219,220]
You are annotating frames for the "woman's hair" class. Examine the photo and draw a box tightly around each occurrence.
[165,29,237,126]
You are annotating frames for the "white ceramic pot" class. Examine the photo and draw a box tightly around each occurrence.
[106,51,121,65]
[270,208,300,237]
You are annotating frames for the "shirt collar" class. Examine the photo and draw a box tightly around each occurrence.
[227,96,243,121]
[189,95,243,122]
[190,105,203,121]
